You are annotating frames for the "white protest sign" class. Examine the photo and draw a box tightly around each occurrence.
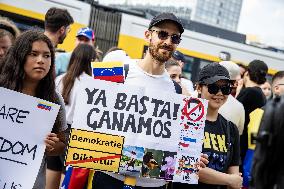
[72,78,182,151]
[174,97,207,184]
[69,78,207,184]
[0,87,60,189]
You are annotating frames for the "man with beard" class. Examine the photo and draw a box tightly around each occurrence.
[43,7,73,189]
[44,7,74,47]
[91,13,208,189]
[123,13,183,93]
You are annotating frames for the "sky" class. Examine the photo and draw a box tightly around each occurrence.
[99,0,284,48]
[238,0,284,48]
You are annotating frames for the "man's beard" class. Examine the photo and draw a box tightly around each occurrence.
[0,56,4,64]
[58,33,67,44]
[149,42,174,63]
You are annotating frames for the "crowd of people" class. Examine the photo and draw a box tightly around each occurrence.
[0,7,283,189]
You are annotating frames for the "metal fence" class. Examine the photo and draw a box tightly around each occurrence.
[89,5,122,55]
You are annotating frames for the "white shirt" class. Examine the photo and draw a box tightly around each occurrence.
[55,72,92,125]
[181,78,194,93]
[124,60,176,93]
[219,94,245,135]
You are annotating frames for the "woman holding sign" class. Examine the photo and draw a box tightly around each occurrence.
[55,44,96,187]
[0,30,67,189]
[173,63,242,189]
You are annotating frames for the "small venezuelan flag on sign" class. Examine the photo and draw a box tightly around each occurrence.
[91,61,124,83]
[37,101,52,111]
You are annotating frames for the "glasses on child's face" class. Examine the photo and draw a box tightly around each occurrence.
[207,83,232,95]
[150,29,181,44]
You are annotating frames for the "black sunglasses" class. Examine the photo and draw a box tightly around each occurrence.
[207,83,232,95]
[150,29,181,44]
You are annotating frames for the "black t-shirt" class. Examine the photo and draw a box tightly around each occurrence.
[172,114,240,189]
[236,87,266,163]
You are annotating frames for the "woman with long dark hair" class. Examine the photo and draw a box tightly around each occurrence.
[0,30,67,188]
[56,43,95,118]
[55,44,95,187]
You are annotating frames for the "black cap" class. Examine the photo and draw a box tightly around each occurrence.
[148,12,184,34]
[172,51,185,62]
[198,63,230,84]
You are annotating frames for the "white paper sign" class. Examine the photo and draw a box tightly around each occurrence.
[0,87,60,189]
[70,78,207,184]
[72,79,184,151]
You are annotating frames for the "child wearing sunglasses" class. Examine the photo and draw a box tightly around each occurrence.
[173,63,242,189]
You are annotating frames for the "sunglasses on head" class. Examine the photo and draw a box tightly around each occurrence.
[206,83,232,95]
[150,29,181,44]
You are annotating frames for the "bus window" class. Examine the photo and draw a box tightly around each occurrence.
[200,59,212,69]
[182,55,194,79]
[190,58,213,82]
[0,10,44,31]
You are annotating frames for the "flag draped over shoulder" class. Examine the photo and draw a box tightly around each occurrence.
[92,61,124,83]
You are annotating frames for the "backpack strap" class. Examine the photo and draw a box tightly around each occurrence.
[124,64,129,79]
[173,80,182,94]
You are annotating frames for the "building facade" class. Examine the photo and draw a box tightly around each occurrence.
[142,5,192,20]
[193,0,243,31]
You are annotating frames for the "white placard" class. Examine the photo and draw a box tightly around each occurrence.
[0,87,60,188]
[72,79,184,152]
[70,78,207,184]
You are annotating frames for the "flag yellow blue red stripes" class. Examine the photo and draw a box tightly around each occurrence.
[61,166,90,189]
[91,61,124,83]
[37,101,52,111]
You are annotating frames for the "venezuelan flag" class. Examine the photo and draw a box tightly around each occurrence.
[61,166,90,189]
[92,61,124,83]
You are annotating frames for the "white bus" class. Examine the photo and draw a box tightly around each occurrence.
[1,0,284,80]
